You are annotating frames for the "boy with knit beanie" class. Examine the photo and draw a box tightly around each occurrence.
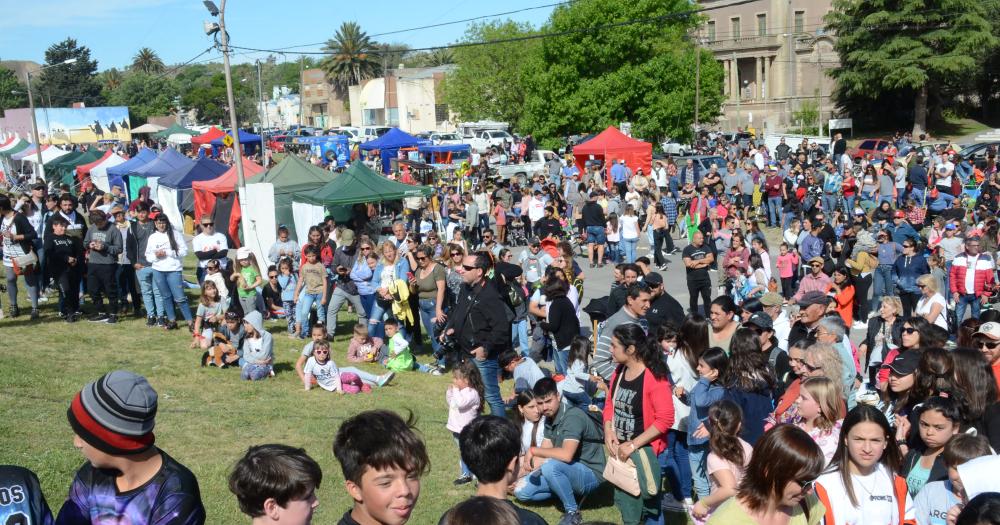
[56,370,206,524]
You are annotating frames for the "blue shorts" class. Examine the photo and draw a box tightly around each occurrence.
[586,226,607,244]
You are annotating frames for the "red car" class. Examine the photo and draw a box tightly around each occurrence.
[847,139,893,161]
[268,135,289,153]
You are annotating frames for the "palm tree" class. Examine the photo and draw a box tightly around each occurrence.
[100,68,123,91]
[131,47,165,74]
[319,21,382,91]
[426,48,454,67]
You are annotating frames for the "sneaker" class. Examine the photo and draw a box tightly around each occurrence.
[30,309,39,320]
[658,264,668,271]
[9,305,20,318]
[87,313,109,323]
[430,368,443,376]
[557,511,583,525]
[164,320,178,330]
[661,493,685,513]
[453,474,473,486]
[58,311,67,319]
[377,372,395,387]
[105,314,118,324]
[146,316,156,327]
[66,313,77,323]
[852,321,868,330]
[157,316,167,327]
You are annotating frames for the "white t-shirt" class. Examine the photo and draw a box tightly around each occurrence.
[192,232,229,268]
[304,356,341,391]
[816,463,914,525]
[520,417,546,453]
[607,222,621,242]
[1,215,23,267]
[621,215,640,240]
[915,294,948,329]
[531,287,580,314]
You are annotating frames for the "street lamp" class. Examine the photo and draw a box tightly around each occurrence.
[25,57,76,183]
[204,0,247,224]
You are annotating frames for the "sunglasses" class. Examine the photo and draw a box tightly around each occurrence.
[800,361,821,372]
[462,264,482,271]
[451,252,463,257]
[268,274,278,279]
[977,340,1000,350]
[810,263,823,268]
[797,479,817,493]
[902,327,917,334]
[202,222,214,226]
[917,284,926,289]
[314,350,329,354]
[416,256,428,261]
[360,246,372,251]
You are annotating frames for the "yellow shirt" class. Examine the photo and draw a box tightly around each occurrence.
[707,495,825,525]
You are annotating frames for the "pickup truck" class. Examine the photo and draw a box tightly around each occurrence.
[495,150,559,181]
[467,129,514,152]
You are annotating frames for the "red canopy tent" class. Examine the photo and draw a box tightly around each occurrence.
[74,150,113,182]
[192,158,265,247]
[190,127,226,145]
[572,126,652,188]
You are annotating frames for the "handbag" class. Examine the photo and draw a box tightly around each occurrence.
[12,251,37,276]
[603,455,641,497]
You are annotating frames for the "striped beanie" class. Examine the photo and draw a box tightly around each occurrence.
[67,370,157,455]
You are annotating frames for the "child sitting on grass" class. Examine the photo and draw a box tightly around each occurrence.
[302,340,392,393]
[297,324,394,388]
[202,311,244,368]
[382,318,441,375]
[241,311,273,381]
[229,444,322,525]
[191,280,226,350]
[346,323,384,363]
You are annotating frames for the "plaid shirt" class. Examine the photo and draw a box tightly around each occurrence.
[661,195,679,225]
[906,206,926,226]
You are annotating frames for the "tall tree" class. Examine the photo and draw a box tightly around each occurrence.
[104,72,177,123]
[519,0,723,144]
[319,21,381,91]
[443,20,540,131]
[131,47,165,74]
[33,38,103,107]
[825,0,997,136]
[0,67,27,114]
[99,68,123,91]
[179,73,254,125]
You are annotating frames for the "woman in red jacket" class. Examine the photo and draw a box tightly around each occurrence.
[603,322,675,525]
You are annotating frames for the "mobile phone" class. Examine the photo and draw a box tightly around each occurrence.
[407,271,415,280]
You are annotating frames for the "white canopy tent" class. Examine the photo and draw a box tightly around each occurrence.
[166,133,192,146]
[131,123,166,134]
[89,153,128,193]
[26,146,70,166]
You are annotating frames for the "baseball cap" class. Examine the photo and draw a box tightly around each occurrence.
[643,272,663,287]
[854,207,865,216]
[945,223,957,230]
[975,322,1000,340]
[236,247,252,260]
[894,210,906,219]
[200,215,214,225]
[760,292,783,307]
[797,291,831,308]
[886,351,920,376]
[339,229,355,245]
[744,312,774,331]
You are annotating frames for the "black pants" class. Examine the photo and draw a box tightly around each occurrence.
[87,263,118,314]
[522,215,532,239]
[781,277,795,299]
[57,269,82,315]
[688,280,712,316]
[900,291,920,318]
[855,273,873,319]
[652,228,668,266]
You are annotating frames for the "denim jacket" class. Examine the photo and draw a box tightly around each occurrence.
[687,377,726,445]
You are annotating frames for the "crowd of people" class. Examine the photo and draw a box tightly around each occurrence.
[4,129,1000,525]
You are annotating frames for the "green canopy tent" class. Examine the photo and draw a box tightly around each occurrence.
[250,154,334,238]
[47,149,102,186]
[152,123,200,141]
[296,160,433,206]
[0,139,30,158]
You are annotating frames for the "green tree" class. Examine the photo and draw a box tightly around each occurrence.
[33,38,103,107]
[131,47,165,74]
[520,0,724,144]
[0,67,27,114]
[104,72,178,124]
[319,21,381,91]
[443,20,540,130]
[98,68,123,91]
[825,0,997,136]
[179,73,254,125]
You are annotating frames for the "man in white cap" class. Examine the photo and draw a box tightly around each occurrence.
[192,214,229,285]
[973,321,1000,393]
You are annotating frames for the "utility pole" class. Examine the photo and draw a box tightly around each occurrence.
[815,51,822,135]
[209,0,247,221]
[298,55,304,127]
[694,35,701,130]
[256,59,270,167]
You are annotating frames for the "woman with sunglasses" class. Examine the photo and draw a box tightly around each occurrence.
[406,243,447,367]
[914,274,947,329]
[814,405,913,525]
[859,296,905,386]
[876,317,939,390]
[893,240,929,318]
[441,243,466,307]
[707,424,825,525]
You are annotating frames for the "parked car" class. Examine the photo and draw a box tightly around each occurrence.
[660,139,691,156]
[429,132,464,145]
[847,139,893,161]
[268,135,289,153]
[958,142,1000,170]
[673,155,727,173]
[495,150,559,181]
[468,129,514,152]
[359,126,392,142]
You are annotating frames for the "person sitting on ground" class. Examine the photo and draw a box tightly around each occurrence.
[241,311,274,381]
[57,370,206,524]
[303,339,390,392]
[382,318,440,375]
[332,410,429,525]
[228,444,322,525]
[346,323,384,363]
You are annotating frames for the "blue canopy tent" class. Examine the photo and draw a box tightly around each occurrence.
[359,128,424,174]
[416,143,472,167]
[210,130,262,157]
[106,148,158,195]
[156,157,229,228]
[126,148,195,201]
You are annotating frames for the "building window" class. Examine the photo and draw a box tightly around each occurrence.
[730,17,740,39]
[707,20,716,41]
[435,103,449,122]
[363,108,385,126]
[794,10,805,33]
[387,108,399,126]
[757,14,766,36]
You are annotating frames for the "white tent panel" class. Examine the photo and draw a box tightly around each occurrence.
[89,153,127,193]
[243,183,277,269]
[291,200,326,251]
[157,186,184,231]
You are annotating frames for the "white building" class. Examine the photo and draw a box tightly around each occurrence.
[348,65,456,133]
[257,86,300,130]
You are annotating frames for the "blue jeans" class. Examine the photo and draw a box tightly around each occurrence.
[360,293,375,319]
[282,299,296,334]
[241,362,272,381]
[622,237,638,263]
[368,299,387,339]
[417,298,442,363]
[844,194,856,213]
[688,443,710,499]
[515,460,601,513]
[152,269,192,322]
[872,265,895,313]
[296,291,326,337]
[474,356,505,417]
[909,187,925,205]
[606,241,620,263]
[822,194,839,214]
[660,430,692,500]
[768,196,783,226]
[956,294,981,323]
[135,266,164,318]
[553,345,569,375]
[512,318,530,356]
[453,432,473,478]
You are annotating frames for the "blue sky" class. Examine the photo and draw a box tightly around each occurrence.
[0,0,558,70]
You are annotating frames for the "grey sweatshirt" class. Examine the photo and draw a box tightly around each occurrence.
[83,224,123,265]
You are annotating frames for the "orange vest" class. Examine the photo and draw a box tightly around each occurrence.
[814,474,914,525]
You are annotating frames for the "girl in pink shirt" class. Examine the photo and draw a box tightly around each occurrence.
[446,360,485,485]
[776,242,800,299]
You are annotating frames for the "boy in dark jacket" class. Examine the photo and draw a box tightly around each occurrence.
[45,215,85,322]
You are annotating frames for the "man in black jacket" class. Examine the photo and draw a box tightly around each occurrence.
[125,202,165,325]
[444,251,512,417]
[581,192,607,268]
[644,272,685,333]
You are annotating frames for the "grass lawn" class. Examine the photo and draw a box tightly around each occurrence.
[0,258,653,524]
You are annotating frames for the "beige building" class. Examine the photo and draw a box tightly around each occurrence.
[347,65,456,133]
[700,0,839,133]
[300,68,350,129]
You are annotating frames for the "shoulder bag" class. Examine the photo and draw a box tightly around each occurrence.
[602,366,641,496]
